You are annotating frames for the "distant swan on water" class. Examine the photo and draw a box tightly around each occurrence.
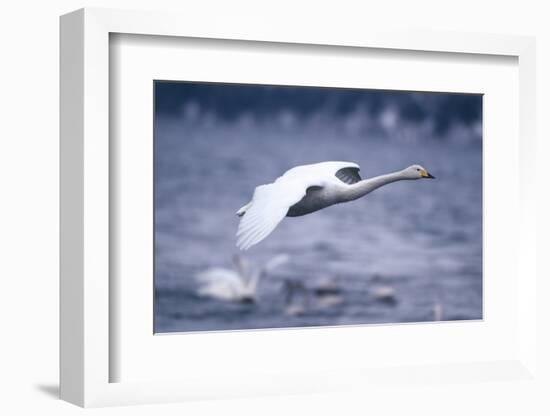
[236,161,435,250]
[195,254,289,303]
[282,275,344,316]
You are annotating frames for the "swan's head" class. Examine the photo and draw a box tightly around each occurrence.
[402,164,435,180]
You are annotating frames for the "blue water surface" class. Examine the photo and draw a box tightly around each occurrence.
[154,91,482,333]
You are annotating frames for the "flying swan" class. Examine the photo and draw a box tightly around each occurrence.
[236,162,435,250]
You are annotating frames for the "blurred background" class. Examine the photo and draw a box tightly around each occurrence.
[154,81,482,333]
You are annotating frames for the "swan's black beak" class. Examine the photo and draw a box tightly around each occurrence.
[426,172,435,179]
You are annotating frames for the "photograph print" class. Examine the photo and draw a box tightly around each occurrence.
[154,81,483,333]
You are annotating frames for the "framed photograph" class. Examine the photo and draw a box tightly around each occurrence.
[153,80,482,334]
[60,8,537,407]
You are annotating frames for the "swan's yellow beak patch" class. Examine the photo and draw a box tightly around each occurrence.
[421,169,436,179]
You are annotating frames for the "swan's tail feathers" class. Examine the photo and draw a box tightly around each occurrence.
[236,202,252,217]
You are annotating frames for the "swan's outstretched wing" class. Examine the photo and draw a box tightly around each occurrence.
[195,268,241,286]
[263,254,290,272]
[236,179,319,250]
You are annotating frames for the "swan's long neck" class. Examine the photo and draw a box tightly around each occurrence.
[342,170,405,202]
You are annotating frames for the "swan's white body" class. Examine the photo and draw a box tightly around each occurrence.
[236,161,434,250]
[195,254,288,302]
[195,267,253,302]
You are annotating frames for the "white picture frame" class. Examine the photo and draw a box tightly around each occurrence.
[60,7,537,407]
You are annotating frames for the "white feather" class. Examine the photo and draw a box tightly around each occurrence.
[236,181,311,250]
